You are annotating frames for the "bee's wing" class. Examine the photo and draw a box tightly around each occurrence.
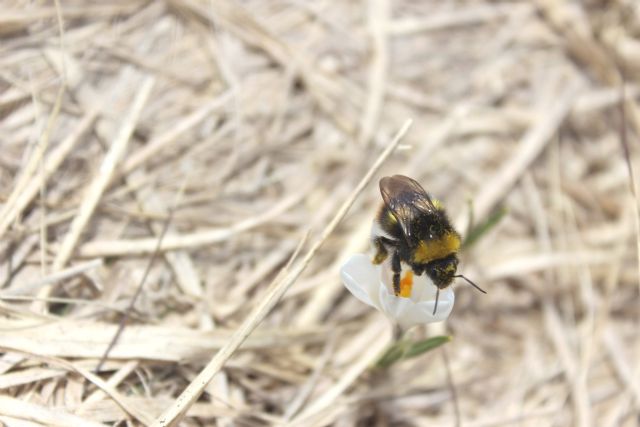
[379,175,437,240]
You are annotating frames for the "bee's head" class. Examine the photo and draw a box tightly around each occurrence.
[422,254,458,289]
[415,253,485,316]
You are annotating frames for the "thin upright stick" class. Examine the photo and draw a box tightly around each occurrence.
[94,176,188,372]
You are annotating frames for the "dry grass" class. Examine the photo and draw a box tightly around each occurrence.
[1,1,639,426]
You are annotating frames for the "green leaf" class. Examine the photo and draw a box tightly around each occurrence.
[374,336,452,368]
[465,199,475,241]
[404,335,451,359]
[462,206,508,250]
[374,340,409,369]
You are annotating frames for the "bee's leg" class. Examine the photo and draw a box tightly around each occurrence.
[391,251,401,296]
[412,264,424,276]
[372,237,389,265]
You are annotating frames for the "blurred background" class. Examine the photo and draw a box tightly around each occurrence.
[1,0,639,426]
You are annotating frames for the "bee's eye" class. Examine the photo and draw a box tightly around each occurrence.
[429,224,441,236]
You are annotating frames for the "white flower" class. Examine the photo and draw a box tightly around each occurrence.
[340,254,454,330]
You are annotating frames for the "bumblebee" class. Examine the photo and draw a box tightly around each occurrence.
[371,175,485,313]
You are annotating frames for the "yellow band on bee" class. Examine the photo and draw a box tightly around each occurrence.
[412,232,460,263]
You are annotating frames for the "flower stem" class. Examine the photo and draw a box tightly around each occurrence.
[392,323,404,341]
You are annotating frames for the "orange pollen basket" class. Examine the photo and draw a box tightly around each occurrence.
[399,271,414,298]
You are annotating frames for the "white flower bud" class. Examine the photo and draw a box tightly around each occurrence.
[340,254,454,330]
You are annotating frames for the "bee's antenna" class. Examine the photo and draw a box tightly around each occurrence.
[454,275,487,294]
[433,287,440,315]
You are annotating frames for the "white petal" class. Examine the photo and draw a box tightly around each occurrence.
[413,287,455,322]
[407,271,436,302]
[340,254,381,309]
[378,281,455,329]
[378,283,412,321]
